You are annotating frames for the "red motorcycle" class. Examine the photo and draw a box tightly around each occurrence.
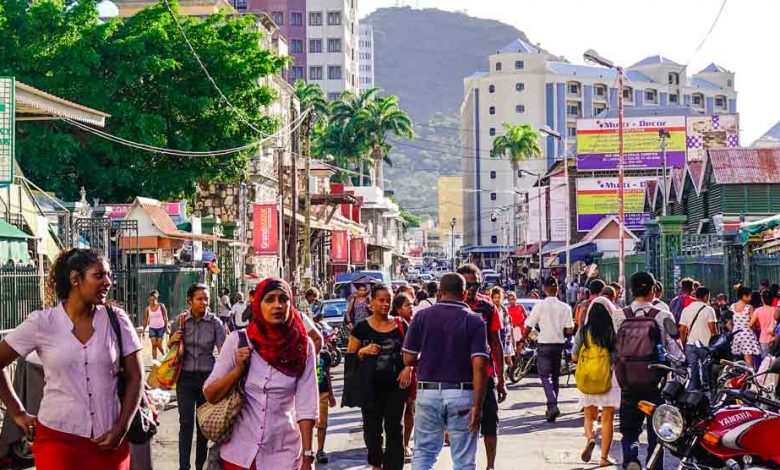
[642,357,780,469]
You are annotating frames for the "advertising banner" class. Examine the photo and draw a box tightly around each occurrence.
[576,116,686,170]
[549,177,568,241]
[252,203,279,255]
[576,177,650,232]
[685,114,739,162]
[350,237,366,265]
[108,201,184,219]
[0,77,15,185]
[331,230,349,264]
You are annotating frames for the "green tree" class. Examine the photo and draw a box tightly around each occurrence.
[355,94,414,190]
[0,0,285,202]
[294,80,328,158]
[491,123,542,169]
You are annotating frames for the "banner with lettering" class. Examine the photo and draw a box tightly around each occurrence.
[331,230,349,264]
[350,237,366,266]
[252,203,279,255]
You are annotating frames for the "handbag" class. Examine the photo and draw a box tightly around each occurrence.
[156,314,187,389]
[196,330,251,443]
[106,304,159,444]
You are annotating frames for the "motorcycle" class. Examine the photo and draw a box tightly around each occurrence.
[642,356,780,469]
[506,330,574,384]
[314,314,343,367]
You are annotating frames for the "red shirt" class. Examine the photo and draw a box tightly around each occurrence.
[507,304,526,331]
[469,293,502,378]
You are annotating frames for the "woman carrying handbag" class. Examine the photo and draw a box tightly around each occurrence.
[203,278,318,470]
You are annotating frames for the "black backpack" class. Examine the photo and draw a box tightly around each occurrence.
[615,307,665,393]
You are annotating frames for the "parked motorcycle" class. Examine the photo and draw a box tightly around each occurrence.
[506,331,574,384]
[642,356,780,469]
[314,314,343,367]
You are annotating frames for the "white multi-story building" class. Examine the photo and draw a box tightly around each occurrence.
[357,23,375,92]
[461,38,738,259]
[305,0,358,100]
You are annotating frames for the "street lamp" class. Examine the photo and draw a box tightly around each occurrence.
[584,49,625,300]
[540,125,571,284]
[450,217,457,270]
[659,129,671,217]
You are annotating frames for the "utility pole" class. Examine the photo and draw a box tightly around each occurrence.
[617,67,625,299]
[238,176,247,294]
[303,151,312,289]
[277,148,285,279]
[659,128,670,217]
[290,114,300,292]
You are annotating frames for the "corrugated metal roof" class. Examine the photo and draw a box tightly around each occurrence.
[630,55,681,68]
[688,161,703,192]
[136,197,179,235]
[708,148,780,184]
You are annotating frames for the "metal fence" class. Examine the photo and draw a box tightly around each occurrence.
[133,265,206,325]
[0,267,44,331]
[672,255,727,295]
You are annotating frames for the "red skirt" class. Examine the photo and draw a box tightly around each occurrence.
[33,423,130,470]
[222,459,258,470]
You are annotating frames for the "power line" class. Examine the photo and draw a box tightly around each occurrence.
[685,0,728,67]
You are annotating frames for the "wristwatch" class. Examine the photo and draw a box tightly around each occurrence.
[303,450,315,459]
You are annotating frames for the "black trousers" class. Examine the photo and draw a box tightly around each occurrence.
[620,390,664,470]
[537,343,564,408]
[177,371,210,470]
[361,380,406,470]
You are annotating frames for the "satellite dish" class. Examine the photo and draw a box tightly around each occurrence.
[97,0,119,19]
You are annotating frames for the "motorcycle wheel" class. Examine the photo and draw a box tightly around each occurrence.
[506,362,519,384]
[515,357,533,382]
[331,346,342,367]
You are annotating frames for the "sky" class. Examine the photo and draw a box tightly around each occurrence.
[361,0,778,144]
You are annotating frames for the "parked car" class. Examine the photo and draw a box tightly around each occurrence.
[312,299,349,350]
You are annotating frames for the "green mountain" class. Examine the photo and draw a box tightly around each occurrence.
[363,7,531,219]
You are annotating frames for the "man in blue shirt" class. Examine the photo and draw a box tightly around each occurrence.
[403,273,489,470]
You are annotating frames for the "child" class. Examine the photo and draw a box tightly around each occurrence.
[316,347,336,463]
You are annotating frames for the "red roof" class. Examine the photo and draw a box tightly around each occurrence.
[132,197,221,242]
[687,161,704,193]
[708,148,780,184]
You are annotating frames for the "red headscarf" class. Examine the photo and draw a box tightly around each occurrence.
[247,278,309,377]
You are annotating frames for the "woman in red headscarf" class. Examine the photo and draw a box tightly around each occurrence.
[204,278,319,470]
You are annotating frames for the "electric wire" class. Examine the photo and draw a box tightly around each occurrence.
[684,0,728,68]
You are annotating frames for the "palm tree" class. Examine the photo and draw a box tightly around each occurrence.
[491,123,542,168]
[330,88,382,185]
[355,95,414,190]
[294,80,329,157]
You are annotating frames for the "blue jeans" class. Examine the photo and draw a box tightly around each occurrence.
[685,344,703,391]
[412,388,478,470]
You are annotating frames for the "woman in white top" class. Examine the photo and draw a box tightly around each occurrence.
[142,290,168,360]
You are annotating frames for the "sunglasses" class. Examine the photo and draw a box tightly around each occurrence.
[465,282,481,290]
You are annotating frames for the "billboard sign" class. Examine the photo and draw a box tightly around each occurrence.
[252,203,279,255]
[0,77,15,185]
[331,230,349,264]
[108,201,184,219]
[686,114,739,162]
[576,177,650,232]
[576,116,686,170]
[350,237,366,265]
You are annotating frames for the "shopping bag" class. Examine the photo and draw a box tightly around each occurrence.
[155,314,186,389]
[147,363,161,389]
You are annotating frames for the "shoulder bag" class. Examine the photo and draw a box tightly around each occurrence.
[156,314,187,389]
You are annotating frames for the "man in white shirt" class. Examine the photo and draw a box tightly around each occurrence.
[679,286,717,390]
[413,281,438,313]
[521,277,574,422]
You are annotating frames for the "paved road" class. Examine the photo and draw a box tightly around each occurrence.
[149,354,680,469]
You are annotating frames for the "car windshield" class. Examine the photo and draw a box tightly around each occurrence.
[319,301,348,318]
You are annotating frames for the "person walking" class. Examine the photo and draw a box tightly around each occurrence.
[618,272,681,470]
[731,286,762,368]
[345,283,371,330]
[679,286,717,390]
[456,264,506,470]
[576,279,606,329]
[347,284,413,470]
[142,289,169,361]
[491,287,515,365]
[573,298,619,466]
[203,278,318,470]
[756,289,778,357]
[506,291,526,354]
[169,283,227,470]
[392,293,417,459]
[413,281,438,313]
[0,248,143,469]
[229,292,248,331]
[402,273,489,470]
[521,277,574,422]
[217,287,232,326]
[652,282,671,313]
[669,278,695,324]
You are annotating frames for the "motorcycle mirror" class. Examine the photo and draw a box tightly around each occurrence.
[663,317,680,339]
[769,357,780,375]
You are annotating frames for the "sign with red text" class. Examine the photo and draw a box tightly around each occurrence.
[350,237,366,265]
[331,231,349,264]
[252,203,279,255]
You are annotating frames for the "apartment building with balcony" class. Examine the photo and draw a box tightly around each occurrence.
[357,23,375,92]
[305,0,359,99]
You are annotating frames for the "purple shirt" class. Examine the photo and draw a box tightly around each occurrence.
[5,303,142,439]
[402,300,489,383]
[204,331,319,469]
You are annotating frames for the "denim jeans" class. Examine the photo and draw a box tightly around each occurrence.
[412,388,478,470]
[620,390,664,470]
[685,344,703,391]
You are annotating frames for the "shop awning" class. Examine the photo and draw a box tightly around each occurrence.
[0,220,31,263]
[548,241,598,265]
[540,241,566,255]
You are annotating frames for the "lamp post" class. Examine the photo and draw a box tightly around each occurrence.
[584,49,625,300]
[450,217,457,270]
[540,125,571,283]
[659,129,671,217]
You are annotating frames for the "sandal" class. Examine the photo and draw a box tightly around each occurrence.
[581,438,596,462]
[599,458,614,467]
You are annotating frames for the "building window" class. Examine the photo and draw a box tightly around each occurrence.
[567,126,576,137]
[291,39,303,54]
[515,60,524,69]
[567,103,581,117]
[309,66,323,80]
[692,93,704,107]
[490,171,497,179]
[327,92,340,101]
[669,93,679,104]
[309,39,322,53]
[668,72,679,85]
[233,0,246,10]
[490,192,497,201]
[488,84,495,93]
[489,127,496,136]
[290,12,303,26]
[567,82,580,95]
[489,106,496,115]
[290,66,304,81]
[515,82,525,92]
[623,86,633,101]
[327,11,342,25]
[715,95,726,108]
[727,79,733,88]
[271,11,283,25]
[496,62,502,71]
[593,104,606,116]
[491,235,498,244]
[327,38,342,53]
[309,11,322,26]
[328,65,342,80]
[594,84,607,97]
[645,89,658,103]
[515,104,525,114]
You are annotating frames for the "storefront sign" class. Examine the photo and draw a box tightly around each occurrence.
[576,177,650,232]
[331,230,349,264]
[0,77,15,185]
[686,114,739,162]
[576,116,686,170]
[108,201,184,219]
[252,203,279,255]
[350,237,366,265]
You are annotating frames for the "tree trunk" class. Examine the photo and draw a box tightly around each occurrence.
[373,145,384,191]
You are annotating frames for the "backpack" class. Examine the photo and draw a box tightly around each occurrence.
[575,333,612,395]
[614,306,665,393]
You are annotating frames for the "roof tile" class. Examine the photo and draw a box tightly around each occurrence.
[708,148,780,184]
